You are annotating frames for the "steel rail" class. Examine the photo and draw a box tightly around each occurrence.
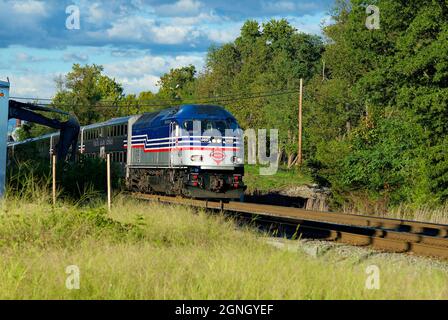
[131,193,448,259]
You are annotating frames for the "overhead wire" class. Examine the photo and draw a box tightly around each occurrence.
[10,88,302,111]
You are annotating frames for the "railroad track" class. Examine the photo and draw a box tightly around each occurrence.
[132,193,448,260]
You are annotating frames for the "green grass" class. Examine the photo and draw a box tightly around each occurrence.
[244,165,312,193]
[1,185,448,299]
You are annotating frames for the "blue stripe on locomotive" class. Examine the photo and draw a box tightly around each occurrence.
[131,105,239,146]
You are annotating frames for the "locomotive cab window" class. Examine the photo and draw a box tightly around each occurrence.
[183,120,237,135]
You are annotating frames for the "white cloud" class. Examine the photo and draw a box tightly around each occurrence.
[170,11,222,26]
[262,1,296,12]
[262,1,319,13]
[63,53,89,62]
[87,2,107,24]
[11,0,47,16]
[206,24,242,43]
[105,16,154,40]
[9,74,57,98]
[101,15,198,45]
[152,25,194,44]
[104,53,205,94]
[15,52,45,63]
[119,74,161,94]
[104,55,170,79]
[155,0,203,17]
[287,13,329,35]
[104,54,205,78]
[84,1,131,26]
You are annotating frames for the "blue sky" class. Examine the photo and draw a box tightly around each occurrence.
[0,0,334,99]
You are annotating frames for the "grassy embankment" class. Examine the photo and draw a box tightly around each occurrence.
[243,165,312,193]
[1,180,448,299]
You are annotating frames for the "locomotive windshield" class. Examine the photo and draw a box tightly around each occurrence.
[182,119,239,135]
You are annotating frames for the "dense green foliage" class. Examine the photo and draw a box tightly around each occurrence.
[194,19,323,164]
[305,0,448,209]
[7,157,121,200]
[53,64,124,125]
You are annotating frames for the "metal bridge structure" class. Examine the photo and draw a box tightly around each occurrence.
[0,80,80,198]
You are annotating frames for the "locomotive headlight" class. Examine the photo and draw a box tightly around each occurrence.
[211,138,222,144]
[190,155,203,162]
[232,156,243,164]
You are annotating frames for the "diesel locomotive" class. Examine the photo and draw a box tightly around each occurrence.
[7,105,246,200]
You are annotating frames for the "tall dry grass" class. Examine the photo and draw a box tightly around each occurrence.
[341,203,448,224]
[1,171,448,299]
[339,192,448,224]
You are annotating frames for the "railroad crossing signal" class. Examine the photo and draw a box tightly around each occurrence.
[0,80,10,197]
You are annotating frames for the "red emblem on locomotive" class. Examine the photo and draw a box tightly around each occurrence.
[210,149,226,165]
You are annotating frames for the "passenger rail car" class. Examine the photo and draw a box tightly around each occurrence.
[7,105,245,200]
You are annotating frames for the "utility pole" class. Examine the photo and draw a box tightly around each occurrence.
[297,78,303,166]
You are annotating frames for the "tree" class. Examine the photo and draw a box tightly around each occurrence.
[194,19,323,164]
[157,65,197,102]
[306,0,448,207]
[53,64,124,125]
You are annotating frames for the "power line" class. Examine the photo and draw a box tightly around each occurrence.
[10,96,54,101]
[10,87,301,106]
[11,89,301,110]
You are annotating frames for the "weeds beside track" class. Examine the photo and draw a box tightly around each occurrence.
[132,193,448,260]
